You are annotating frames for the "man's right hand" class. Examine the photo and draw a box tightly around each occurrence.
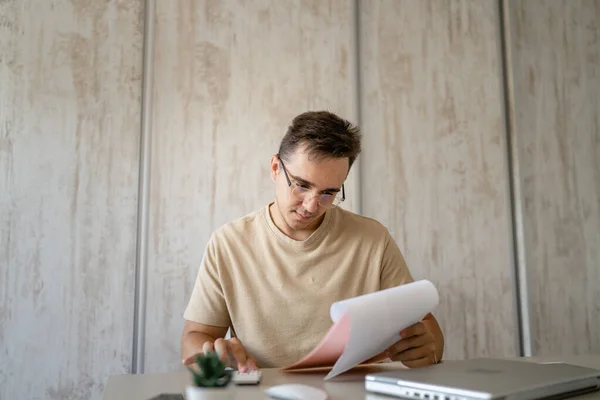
[182,337,258,372]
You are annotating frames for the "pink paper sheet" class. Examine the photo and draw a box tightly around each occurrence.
[282,312,388,372]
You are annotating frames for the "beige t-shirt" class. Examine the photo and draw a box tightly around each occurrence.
[183,203,414,368]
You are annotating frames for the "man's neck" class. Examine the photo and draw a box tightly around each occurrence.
[269,202,325,241]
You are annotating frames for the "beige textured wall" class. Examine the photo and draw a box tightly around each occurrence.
[359,0,520,360]
[0,1,143,399]
[507,0,600,356]
[2,0,599,398]
[144,0,359,373]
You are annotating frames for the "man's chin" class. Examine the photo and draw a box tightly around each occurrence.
[289,211,314,227]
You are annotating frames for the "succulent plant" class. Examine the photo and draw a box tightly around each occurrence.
[187,352,232,388]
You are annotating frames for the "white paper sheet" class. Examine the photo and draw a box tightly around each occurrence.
[324,279,439,379]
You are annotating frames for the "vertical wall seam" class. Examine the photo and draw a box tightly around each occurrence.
[352,0,363,215]
[498,0,534,357]
[133,0,156,374]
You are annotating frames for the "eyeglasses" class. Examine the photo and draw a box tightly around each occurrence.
[277,154,345,208]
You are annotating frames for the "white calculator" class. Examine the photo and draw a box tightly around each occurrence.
[231,370,262,385]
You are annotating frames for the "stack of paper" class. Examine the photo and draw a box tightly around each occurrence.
[282,280,439,379]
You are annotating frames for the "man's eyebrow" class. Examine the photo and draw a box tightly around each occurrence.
[287,171,341,193]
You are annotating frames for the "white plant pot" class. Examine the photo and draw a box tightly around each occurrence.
[185,385,232,400]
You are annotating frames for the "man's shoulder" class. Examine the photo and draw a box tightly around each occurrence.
[335,206,392,239]
[211,206,267,242]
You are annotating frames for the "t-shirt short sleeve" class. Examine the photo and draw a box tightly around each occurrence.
[380,230,414,290]
[183,234,231,327]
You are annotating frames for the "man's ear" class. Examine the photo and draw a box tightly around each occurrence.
[270,154,280,181]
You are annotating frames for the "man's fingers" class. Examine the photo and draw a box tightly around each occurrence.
[182,352,201,365]
[228,338,249,371]
[202,341,215,354]
[394,345,430,362]
[403,357,432,368]
[213,338,231,364]
[246,356,258,371]
[400,322,426,338]
[389,332,430,355]
[185,338,258,371]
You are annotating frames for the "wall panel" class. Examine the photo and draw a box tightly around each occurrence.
[145,0,358,373]
[360,0,520,360]
[507,0,600,356]
[0,1,143,399]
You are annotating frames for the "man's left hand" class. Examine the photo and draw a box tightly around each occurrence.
[386,321,438,368]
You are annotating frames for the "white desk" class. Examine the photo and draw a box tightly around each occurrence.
[102,355,600,400]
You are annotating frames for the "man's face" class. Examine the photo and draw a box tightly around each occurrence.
[270,146,348,233]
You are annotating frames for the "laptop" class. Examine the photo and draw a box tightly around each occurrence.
[365,358,600,400]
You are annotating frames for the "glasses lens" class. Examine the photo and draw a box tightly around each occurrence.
[291,185,343,208]
[318,194,335,207]
[291,185,308,198]
[331,194,343,207]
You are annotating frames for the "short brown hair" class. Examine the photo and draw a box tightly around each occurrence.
[278,111,362,169]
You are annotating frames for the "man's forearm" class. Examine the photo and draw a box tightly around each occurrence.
[181,331,216,361]
[423,316,444,362]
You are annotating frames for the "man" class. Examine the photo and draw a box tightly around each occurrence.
[181,111,444,372]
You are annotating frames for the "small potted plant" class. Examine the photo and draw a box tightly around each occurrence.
[186,352,233,400]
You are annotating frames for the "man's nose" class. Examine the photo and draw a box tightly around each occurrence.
[303,195,318,213]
